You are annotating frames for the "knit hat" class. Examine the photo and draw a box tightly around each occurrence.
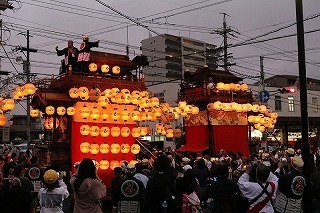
[286,148,295,156]
[291,156,304,170]
[43,169,58,184]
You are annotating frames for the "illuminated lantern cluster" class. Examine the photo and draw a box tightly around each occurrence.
[216,82,248,91]
[207,102,269,113]
[88,63,121,75]
[155,122,182,138]
[0,114,6,126]
[79,141,140,156]
[30,109,40,118]
[1,99,15,112]
[13,83,36,100]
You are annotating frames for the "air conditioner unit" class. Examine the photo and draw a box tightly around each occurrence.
[0,0,13,11]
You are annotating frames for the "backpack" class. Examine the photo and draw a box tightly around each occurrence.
[182,192,203,213]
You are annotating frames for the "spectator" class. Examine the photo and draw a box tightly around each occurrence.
[193,158,210,190]
[71,158,106,213]
[38,169,69,213]
[134,163,149,188]
[238,163,278,213]
[275,156,306,212]
[111,167,123,213]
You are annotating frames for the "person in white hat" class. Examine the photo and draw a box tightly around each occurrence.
[275,156,305,213]
[77,35,99,73]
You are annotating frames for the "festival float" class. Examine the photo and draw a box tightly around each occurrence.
[3,50,196,187]
[179,67,278,156]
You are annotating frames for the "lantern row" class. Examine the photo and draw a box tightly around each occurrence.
[80,141,141,155]
[248,114,277,132]
[88,63,121,74]
[216,83,248,92]
[97,159,139,171]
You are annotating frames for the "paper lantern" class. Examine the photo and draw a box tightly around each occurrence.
[229,83,236,91]
[115,93,124,104]
[121,143,130,154]
[80,105,90,119]
[251,104,260,112]
[150,97,160,107]
[270,113,278,119]
[254,123,261,129]
[166,129,174,138]
[0,114,6,126]
[140,98,150,109]
[3,99,15,111]
[80,125,90,136]
[140,126,148,136]
[89,88,101,101]
[178,101,187,110]
[180,110,188,117]
[131,110,140,122]
[13,87,24,100]
[104,89,113,98]
[98,96,109,108]
[240,84,248,91]
[259,105,267,113]
[140,111,147,122]
[111,109,120,121]
[147,112,155,121]
[131,94,140,105]
[129,160,138,165]
[120,89,130,95]
[216,82,225,90]
[111,126,121,138]
[111,88,120,97]
[131,127,141,138]
[99,159,109,170]
[24,83,36,95]
[89,63,98,72]
[100,143,110,154]
[89,143,100,155]
[173,129,182,138]
[121,127,131,138]
[112,66,120,74]
[156,123,164,133]
[270,118,277,124]
[224,84,230,91]
[90,126,100,137]
[131,90,140,96]
[110,160,120,170]
[254,116,261,123]
[191,106,199,115]
[30,109,39,117]
[67,107,76,115]
[69,88,78,98]
[236,104,243,112]
[78,87,89,100]
[248,116,255,123]
[57,106,66,116]
[234,84,241,91]
[80,141,90,154]
[131,144,141,154]
[221,103,231,111]
[100,109,109,121]
[110,143,121,154]
[230,102,238,111]
[242,104,251,112]
[46,106,55,115]
[184,105,193,114]
[101,64,109,73]
[139,91,149,99]
[153,107,162,118]
[207,103,215,111]
[90,107,100,120]
[100,126,110,138]
[122,94,131,104]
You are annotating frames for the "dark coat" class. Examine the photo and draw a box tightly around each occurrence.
[278,169,306,199]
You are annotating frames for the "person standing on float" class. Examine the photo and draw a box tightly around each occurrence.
[77,35,99,73]
[56,40,79,74]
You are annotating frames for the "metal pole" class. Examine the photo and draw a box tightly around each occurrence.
[260,56,265,101]
[223,13,228,71]
[295,1,311,212]
[26,30,31,144]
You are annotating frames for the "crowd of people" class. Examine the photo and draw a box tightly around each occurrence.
[0,145,319,213]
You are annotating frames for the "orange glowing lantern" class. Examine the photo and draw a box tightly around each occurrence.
[121,109,130,121]
[67,107,76,116]
[240,84,248,91]
[248,116,255,123]
[98,96,109,108]
[166,129,174,138]
[229,83,236,91]
[0,114,6,126]
[184,105,193,114]
[131,94,140,105]
[140,111,147,122]
[80,125,90,136]
[101,64,109,73]
[123,94,131,104]
[24,83,36,95]
[131,90,140,96]
[13,87,24,100]
[131,127,141,138]
[178,101,187,109]
[121,143,130,154]
[112,66,121,74]
[191,106,199,115]
[80,105,90,119]
[110,143,121,154]
[156,123,163,133]
[78,87,89,100]
[111,108,120,121]
[173,129,182,138]
[115,93,124,104]
[131,110,140,122]
[224,84,231,91]
[100,126,110,138]
[207,103,215,111]
[139,98,150,109]
[161,103,171,112]
[89,143,100,155]
[111,126,121,138]
[69,88,78,99]
[259,105,267,113]
[110,160,120,170]
[30,109,39,117]
[131,144,141,155]
[89,88,101,101]
[216,82,225,90]
[153,107,162,118]
[140,91,149,98]
[150,97,160,107]
[100,109,109,121]
[99,159,109,170]
[230,102,238,111]
[45,106,55,115]
[234,84,241,91]
[121,127,130,138]
[104,89,113,98]
[90,107,100,120]
[270,113,278,119]
[57,106,66,116]
[80,141,90,154]
[90,126,100,137]
[221,103,231,111]
[129,160,138,165]
[251,104,260,112]
[89,63,98,72]
[140,126,148,136]
[100,142,110,154]
[121,89,130,95]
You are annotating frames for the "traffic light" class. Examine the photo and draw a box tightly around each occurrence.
[279,86,297,93]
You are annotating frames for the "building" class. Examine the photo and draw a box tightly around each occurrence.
[141,34,222,86]
[250,74,320,148]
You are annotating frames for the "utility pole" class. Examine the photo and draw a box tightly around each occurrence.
[260,56,265,97]
[211,13,236,71]
[295,0,311,212]
[20,30,37,144]
[126,25,129,56]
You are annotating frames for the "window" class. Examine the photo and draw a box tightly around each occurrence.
[275,96,282,111]
[154,134,165,141]
[288,97,295,112]
[312,97,318,112]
